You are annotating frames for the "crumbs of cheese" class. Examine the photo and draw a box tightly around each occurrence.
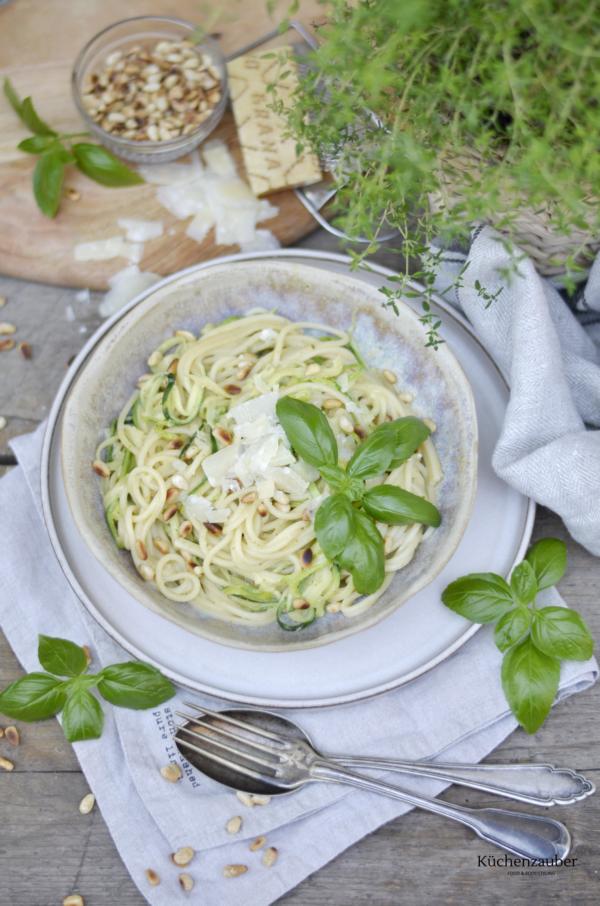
[183,494,230,525]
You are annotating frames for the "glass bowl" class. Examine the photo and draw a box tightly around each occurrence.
[72,15,229,165]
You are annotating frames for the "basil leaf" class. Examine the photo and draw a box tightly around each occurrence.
[378,417,431,468]
[346,430,395,480]
[501,636,560,734]
[441,573,515,623]
[362,485,441,527]
[314,493,355,558]
[0,672,67,721]
[494,607,531,653]
[3,79,56,135]
[337,511,385,595]
[97,662,175,709]
[531,607,594,661]
[61,688,104,742]
[319,463,346,489]
[20,97,56,136]
[72,143,144,187]
[276,397,338,468]
[18,134,58,154]
[526,538,567,590]
[33,151,67,217]
[38,635,88,677]
[509,560,537,605]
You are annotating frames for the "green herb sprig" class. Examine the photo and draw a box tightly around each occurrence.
[442,539,594,734]
[3,79,143,218]
[276,396,440,597]
[0,635,175,742]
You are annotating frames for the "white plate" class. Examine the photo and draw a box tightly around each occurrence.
[42,250,534,708]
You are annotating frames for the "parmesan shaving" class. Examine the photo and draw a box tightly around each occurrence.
[99,265,161,318]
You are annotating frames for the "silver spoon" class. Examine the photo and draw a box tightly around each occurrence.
[175,706,576,862]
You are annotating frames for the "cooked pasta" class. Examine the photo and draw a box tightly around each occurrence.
[93,312,442,628]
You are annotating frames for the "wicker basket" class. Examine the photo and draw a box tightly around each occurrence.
[430,149,599,278]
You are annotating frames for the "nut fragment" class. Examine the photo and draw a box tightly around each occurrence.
[179,520,193,538]
[171,846,195,867]
[223,864,248,878]
[236,790,271,807]
[3,726,19,747]
[0,338,14,352]
[145,868,160,886]
[241,491,257,505]
[178,873,194,891]
[257,504,268,517]
[293,597,310,610]
[79,792,95,814]
[63,896,85,906]
[166,486,180,503]
[18,341,32,360]
[214,426,233,445]
[135,539,148,560]
[204,521,222,536]
[0,756,14,772]
[0,322,16,335]
[0,416,6,430]
[323,397,343,410]
[249,835,266,851]
[383,369,397,384]
[82,645,92,666]
[224,384,242,395]
[92,459,110,478]
[339,416,354,434]
[154,538,170,555]
[160,762,182,783]
[66,187,81,201]
[226,815,243,834]
[262,846,278,867]
[163,505,178,521]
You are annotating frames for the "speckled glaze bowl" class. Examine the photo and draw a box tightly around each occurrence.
[60,260,478,651]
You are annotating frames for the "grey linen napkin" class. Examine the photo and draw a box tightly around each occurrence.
[0,421,596,906]
[431,226,600,555]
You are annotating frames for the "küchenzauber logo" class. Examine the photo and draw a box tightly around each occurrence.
[478,855,578,868]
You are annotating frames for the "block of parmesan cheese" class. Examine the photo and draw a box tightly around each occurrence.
[227,46,322,196]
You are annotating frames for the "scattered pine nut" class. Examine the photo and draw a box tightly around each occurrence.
[262,846,278,868]
[92,460,110,478]
[223,864,248,878]
[82,645,92,666]
[179,520,193,538]
[178,873,194,892]
[257,503,268,516]
[383,369,397,384]
[0,322,16,335]
[339,416,354,434]
[171,846,195,867]
[249,835,266,851]
[18,341,32,360]
[0,295,6,306]
[204,521,222,536]
[145,868,160,886]
[0,756,14,772]
[163,505,178,521]
[78,793,95,815]
[160,763,182,783]
[0,416,6,430]
[66,187,81,201]
[167,357,179,374]
[214,426,233,445]
[226,815,243,834]
[241,491,257,504]
[224,383,242,395]
[323,397,343,410]
[166,486,180,502]
[154,538,170,555]
[236,791,271,807]
[293,598,310,610]
[63,896,84,906]
[4,726,19,747]
[0,338,15,352]
[135,539,148,561]
[167,438,184,449]
[306,363,320,376]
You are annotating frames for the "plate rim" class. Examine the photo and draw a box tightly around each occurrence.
[40,249,535,708]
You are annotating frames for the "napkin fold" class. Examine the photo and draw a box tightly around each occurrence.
[1,423,596,906]
[431,227,600,555]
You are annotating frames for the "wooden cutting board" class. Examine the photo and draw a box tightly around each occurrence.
[0,0,323,289]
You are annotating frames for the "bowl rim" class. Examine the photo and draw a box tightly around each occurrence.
[58,257,479,652]
[71,14,229,152]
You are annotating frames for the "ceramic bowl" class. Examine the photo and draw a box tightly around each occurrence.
[60,260,478,651]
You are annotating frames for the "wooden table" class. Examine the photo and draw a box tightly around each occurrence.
[1,232,598,906]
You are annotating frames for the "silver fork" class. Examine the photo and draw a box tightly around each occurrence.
[174,705,574,862]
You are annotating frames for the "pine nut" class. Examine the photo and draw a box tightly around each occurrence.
[139,564,154,581]
[135,539,148,560]
[18,341,32,359]
[160,762,183,783]
[92,460,110,478]
[323,398,342,410]
[78,793,95,814]
[293,598,310,610]
[215,427,233,445]
[249,835,266,851]
[241,491,257,504]
[0,322,16,335]
[179,520,193,538]
[167,438,184,449]
[204,522,222,535]
[302,547,313,566]
[226,815,243,834]
[67,187,81,201]
[262,846,278,867]
[223,864,248,878]
[0,338,14,351]
[154,538,170,555]
[306,363,320,375]
[178,873,194,891]
[0,756,14,771]
[5,726,19,746]
[171,846,195,867]
[82,645,92,666]
[145,868,160,886]
[257,504,268,516]
[163,505,178,521]
[167,357,179,374]
[383,369,397,384]
[63,897,85,906]
[339,416,354,434]
[224,384,242,395]
[166,486,180,502]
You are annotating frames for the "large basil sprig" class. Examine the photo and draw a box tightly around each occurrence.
[442,538,594,734]
[4,79,143,218]
[276,396,440,597]
[0,635,175,742]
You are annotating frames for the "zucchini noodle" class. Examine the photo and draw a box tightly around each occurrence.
[94,312,442,629]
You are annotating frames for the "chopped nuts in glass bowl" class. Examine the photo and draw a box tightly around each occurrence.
[72,16,229,164]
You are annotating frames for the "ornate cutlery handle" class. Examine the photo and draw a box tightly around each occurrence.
[329,757,594,807]
[311,760,571,862]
